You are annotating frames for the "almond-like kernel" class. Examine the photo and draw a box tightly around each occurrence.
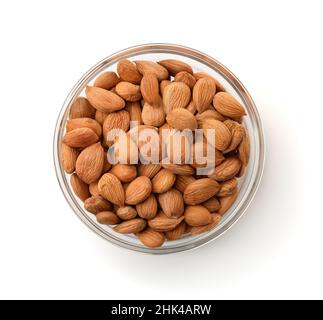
[125,176,152,205]
[113,218,146,234]
[117,59,142,84]
[61,143,79,173]
[94,71,120,90]
[217,178,238,197]
[166,108,197,130]
[103,110,130,146]
[69,97,96,119]
[201,197,220,212]
[84,195,112,214]
[158,188,184,218]
[193,78,216,113]
[75,142,104,184]
[213,92,246,118]
[152,169,176,193]
[136,194,158,220]
[110,164,137,183]
[70,173,90,201]
[85,86,125,113]
[138,164,161,179]
[148,211,184,232]
[96,211,121,225]
[158,59,193,76]
[191,213,221,235]
[98,173,125,206]
[125,101,142,125]
[218,191,238,215]
[165,221,187,240]
[183,178,220,205]
[202,118,232,151]
[66,117,102,137]
[140,73,161,107]
[208,157,241,182]
[63,127,99,148]
[135,60,169,81]
[116,206,137,220]
[137,228,165,248]
[184,205,212,227]
[115,81,141,102]
[194,72,226,92]
[174,71,196,89]
[142,102,165,127]
[163,82,191,114]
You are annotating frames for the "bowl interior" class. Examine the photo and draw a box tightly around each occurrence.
[54,44,264,254]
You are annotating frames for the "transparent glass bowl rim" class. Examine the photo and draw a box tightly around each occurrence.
[53,43,265,254]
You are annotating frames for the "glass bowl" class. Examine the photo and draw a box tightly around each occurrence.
[53,43,265,254]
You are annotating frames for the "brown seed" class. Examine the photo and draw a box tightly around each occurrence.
[202,118,232,151]
[63,127,99,148]
[110,164,137,182]
[136,194,158,219]
[125,176,152,205]
[69,97,96,119]
[140,73,161,107]
[152,169,176,193]
[85,86,125,113]
[217,178,238,197]
[117,59,142,84]
[142,102,166,127]
[135,60,169,80]
[70,173,90,201]
[115,81,141,101]
[116,206,137,220]
[184,205,212,227]
[103,110,130,146]
[66,117,102,138]
[196,109,225,127]
[138,164,161,179]
[218,191,238,215]
[174,71,196,89]
[158,59,193,76]
[174,175,196,193]
[98,173,125,206]
[213,92,246,118]
[166,108,197,130]
[161,162,195,175]
[224,121,245,153]
[193,78,216,113]
[96,211,121,225]
[95,110,109,125]
[208,157,241,182]
[61,143,79,173]
[89,180,100,196]
[113,218,146,234]
[201,197,220,212]
[238,133,250,166]
[166,131,192,164]
[125,101,142,125]
[158,188,184,218]
[160,80,171,95]
[137,228,165,248]
[148,211,184,232]
[183,178,220,205]
[191,214,221,235]
[165,221,187,240]
[193,72,226,92]
[163,82,191,114]
[84,195,112,214]
[75,142,105,184]
[186,101,197,114]
[94,71,120,90]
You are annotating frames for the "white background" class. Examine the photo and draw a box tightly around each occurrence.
[0,0,322,299]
